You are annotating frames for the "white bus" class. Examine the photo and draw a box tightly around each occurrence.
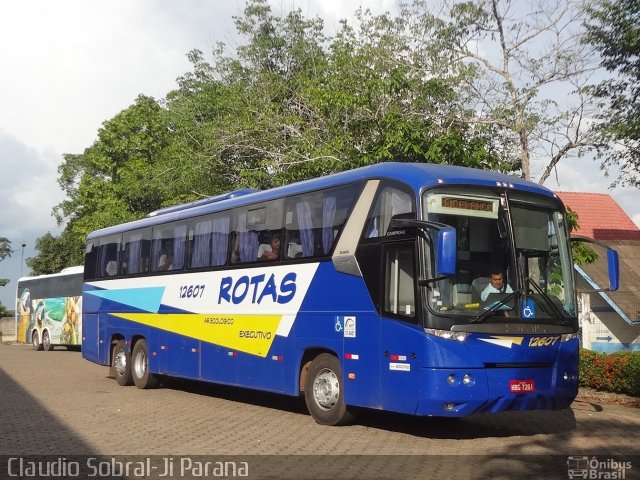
[16,266,83,351]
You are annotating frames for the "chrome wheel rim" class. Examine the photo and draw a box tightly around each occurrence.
[114,349,127,377]
[133,348,147,379]
[312,368,339,411]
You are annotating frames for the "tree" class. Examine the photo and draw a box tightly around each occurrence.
[411,0,600,182]
[25,231,84,276]
[0,237,11,262]
[0,304,12,318]
[51,95,175,262]
[566,207,598,265]
[30,0,519,268]
[166,0,504,188]
[583,0,640,188]
[31,95,177,268]
[0,237,11,296]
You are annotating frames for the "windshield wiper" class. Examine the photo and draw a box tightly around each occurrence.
[470,290,520,324]
[526,278,568,325]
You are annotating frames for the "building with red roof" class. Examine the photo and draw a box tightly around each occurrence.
[555,191,640,241]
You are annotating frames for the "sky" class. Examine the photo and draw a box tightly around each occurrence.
[0,0,638,310]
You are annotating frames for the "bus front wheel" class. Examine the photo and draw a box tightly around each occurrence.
[304,353,355,426]
[32,331,43,351]
[131,339,160,389]
[113,340,133,386]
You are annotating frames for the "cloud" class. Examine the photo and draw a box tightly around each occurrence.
[0,1,242,155]
[0,0,243,307]
[0,132,63,241]
[0,132,64,308]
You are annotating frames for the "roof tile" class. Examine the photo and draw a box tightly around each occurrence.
[555,191,640,241]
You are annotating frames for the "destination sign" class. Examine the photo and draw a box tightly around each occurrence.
[442,197,494,212]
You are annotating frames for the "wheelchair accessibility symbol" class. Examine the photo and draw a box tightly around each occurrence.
[335,318,343,332]
[522,300,536,319]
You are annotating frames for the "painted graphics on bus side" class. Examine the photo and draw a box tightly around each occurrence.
[17,291,82,347]
[84,264,320,357]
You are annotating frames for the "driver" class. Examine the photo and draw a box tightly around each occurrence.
[481,270,513,301]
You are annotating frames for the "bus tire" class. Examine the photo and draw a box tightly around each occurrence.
[32,331,43,351]
[42,330,54,351]
[131,339,160,389]
[113,340,133,386]
[304,353,355,426]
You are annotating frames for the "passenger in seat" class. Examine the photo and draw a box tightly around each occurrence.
[258,234,281,261]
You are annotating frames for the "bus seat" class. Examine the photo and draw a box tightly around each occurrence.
[287,242,303,259]
[105,261,118,276]
[472,277,489,302]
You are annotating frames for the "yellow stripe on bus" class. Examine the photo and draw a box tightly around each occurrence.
[112,313,282,357]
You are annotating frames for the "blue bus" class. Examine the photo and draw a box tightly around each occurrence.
[81,162,618,425]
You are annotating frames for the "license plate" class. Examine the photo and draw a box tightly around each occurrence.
[509,380,535,393]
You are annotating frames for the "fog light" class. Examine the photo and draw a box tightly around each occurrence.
[447,375,457,385]
[462,374,473,385]
[444,403,456,411]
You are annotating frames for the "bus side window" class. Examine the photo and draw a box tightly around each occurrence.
[383,242,417,322]
[210,215,230,266]
[292,199,315,258]
[233,200,283,264]
[188,214,230,268]
[365,184,415,239]
[284,184,362,259]
[96,235,121,278]
[151,222,188,271]
[121,228,151,275]
[231,211,259,263]
[84,242,98,280]
[189,218,213,268]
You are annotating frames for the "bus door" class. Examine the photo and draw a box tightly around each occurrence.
[82,313,100,363]
[379,241,422,414]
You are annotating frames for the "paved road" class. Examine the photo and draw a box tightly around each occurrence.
[1,344,639,479]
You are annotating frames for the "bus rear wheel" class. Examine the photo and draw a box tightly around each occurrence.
[132,339,160,389]
[32,331,43,351]
[42,330,54,351]
[304,353,355,426]
[113,340,133,386]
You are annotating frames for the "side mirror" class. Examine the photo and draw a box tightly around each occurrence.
[607,248,619,292]
[570,236,619,292]
[437,227,456,277]
[388,217,457,280]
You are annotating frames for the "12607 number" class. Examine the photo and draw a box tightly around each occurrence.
[180,284,205,298]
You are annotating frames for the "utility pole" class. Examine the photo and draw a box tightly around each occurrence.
[20,242,26,277]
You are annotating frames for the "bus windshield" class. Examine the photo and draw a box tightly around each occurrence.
[423,190,576,325]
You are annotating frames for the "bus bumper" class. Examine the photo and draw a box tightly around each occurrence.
[416,367,579,417]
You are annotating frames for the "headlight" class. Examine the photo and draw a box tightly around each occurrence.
[561,333,579,343]
[425,328,468,342]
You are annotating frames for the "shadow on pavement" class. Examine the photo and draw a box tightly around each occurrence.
[161,375,579,439]
[0,367,95,455]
